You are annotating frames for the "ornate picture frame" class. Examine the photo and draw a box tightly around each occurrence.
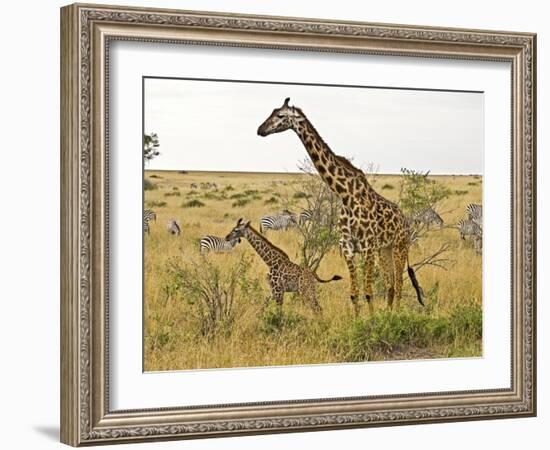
[60,3,536,446]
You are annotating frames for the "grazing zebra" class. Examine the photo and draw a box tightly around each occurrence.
[411,208,444,229]
[466,203,483,227]
[260,213,297,233]
[143,209,156,234]
[166,219,181,236]
[298,209,330,226]
[457,218,482,240]
[200,235,240,254]
[190,183,198,189]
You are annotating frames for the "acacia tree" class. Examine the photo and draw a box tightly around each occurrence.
[144,132,160,163]
[281,159,341,272]
[398,167,451,217]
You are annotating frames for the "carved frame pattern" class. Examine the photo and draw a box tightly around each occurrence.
[60,3,536,446]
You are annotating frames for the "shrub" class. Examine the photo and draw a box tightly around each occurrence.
[381,183,394,190]
[149,174,162,179]
[258,304,307,335]
[144,179,157,191]
[164,191,181,197]
[146,200,166,208]
[264,196,279,205]
[223,185,235,191]
[166,255,255,337]
[182,199,205,208]
[454,189,469,196]
[293,191,311,199]
[331,304,482,362]
[232,198,250,208]
[398,168,451,215]
[467,182,478,186]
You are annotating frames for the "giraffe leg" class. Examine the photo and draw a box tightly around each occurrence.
[378,246,396,310]
[362,250,375,315]
[393,244,407,311]
[343,255,360,316]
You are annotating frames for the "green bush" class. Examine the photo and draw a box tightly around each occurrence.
[182,199,205,208]
[164,191,181,197]
[331,304,482,362]
[454,189,469,196]
[381,183,394,190]
[144,179,157,191]
[293,191,311,199]
[398,168,451,215]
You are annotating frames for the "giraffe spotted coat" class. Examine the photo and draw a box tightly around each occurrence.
[225,219,342,312]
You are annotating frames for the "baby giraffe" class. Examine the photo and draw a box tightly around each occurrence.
[226,218,342,312]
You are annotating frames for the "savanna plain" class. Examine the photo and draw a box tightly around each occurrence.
[144,170,482,372]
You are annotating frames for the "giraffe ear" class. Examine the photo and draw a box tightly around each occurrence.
[284,97,290,107]
[245,220,251,227]
[237,218,243,226]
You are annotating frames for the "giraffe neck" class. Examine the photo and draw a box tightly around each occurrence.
[242,226,288,266]
[291,114,370,198]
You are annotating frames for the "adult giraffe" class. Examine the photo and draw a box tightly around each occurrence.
[257,98,424,313]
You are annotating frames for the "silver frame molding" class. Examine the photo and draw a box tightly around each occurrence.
[60,3,536,446]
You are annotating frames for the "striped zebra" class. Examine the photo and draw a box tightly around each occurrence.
[299,209,313,225]
[457,218,482,240]
[167,219,181,236]
[411,207,444,229]
[466,203,482,227]
[260,213,297,233]
[200,235,240,254]
[190,183,198,189]
[143,209,156,234]
[299,209,330,226]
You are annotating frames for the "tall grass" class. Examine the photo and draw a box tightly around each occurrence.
[143,170,483,371]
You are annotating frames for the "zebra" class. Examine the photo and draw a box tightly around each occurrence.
[200,235,240,254]
[411,207,444,229]
[298,209,330,226]
[466,203,482,227]
[167,219,181,236]
[299,209,313,225]
[190,183,198,189]
[143,209,156,234]
[457,218,482,240]
[260,213,298,233]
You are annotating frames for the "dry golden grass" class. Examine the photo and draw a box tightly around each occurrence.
[144,170,482,371]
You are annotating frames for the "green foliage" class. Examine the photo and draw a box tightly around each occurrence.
[381,183,394,190]
[166,255,255,337]
[182,199,205,208]
[164,191,181,197]
[398,168,451,215]
[331,303,482,361]
[144,179,157,191]
[467,182,478,186]
[258,304,307,335]
[149,174,162,179]
[454,189,469,196]
[144,133,160,163]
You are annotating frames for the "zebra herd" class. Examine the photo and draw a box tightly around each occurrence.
[144,202,483,255]
[405,203,483,255]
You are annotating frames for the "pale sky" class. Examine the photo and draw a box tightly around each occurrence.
[144,77,483,175]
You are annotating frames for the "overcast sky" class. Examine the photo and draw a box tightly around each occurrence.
[144,78,483,175]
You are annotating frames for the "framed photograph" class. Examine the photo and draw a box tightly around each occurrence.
[60,3,536,446]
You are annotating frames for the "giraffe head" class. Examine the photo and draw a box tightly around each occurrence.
[257,97,304,136]
[225,218,250,242]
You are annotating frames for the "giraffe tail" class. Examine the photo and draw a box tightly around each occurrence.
[406,259,425,306]
[314,274,343,283]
